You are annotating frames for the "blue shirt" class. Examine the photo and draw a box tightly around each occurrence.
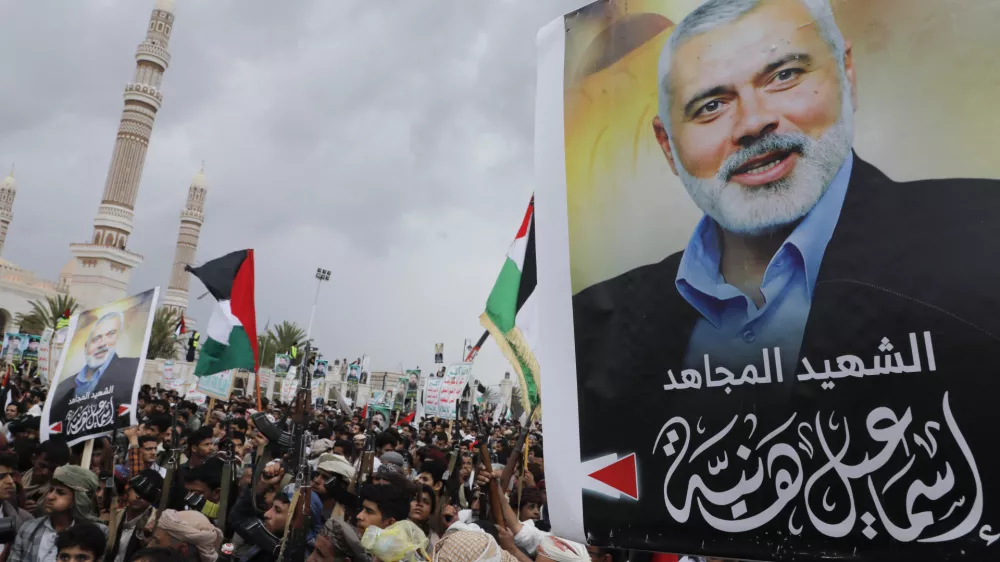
[73,351,117,398]
[676,154,854,372]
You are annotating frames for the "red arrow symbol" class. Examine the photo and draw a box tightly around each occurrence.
[49,422,62,434]
[587,452,638,500]
[118,404,131,417]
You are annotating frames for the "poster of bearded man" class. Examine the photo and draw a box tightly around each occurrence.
[535,0,1000,560]
[41,288,159,445]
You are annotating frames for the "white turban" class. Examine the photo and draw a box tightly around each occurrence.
[536,536,590,562]
[157,509,224,562]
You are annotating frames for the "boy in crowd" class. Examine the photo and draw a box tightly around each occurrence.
[10,465,106,562]
[54,522,106,562]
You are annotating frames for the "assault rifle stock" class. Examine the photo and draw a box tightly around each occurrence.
[279,343,314,562]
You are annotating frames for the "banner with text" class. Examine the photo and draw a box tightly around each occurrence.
[197,369,236,401]
[280,375,298,404]
[423,363,472,420]
[536,1,1000,560]
[40,288,158,445]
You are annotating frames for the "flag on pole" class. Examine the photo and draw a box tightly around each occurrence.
[186,250,259,377]
[480,196,540,412]
[175,315,186,337]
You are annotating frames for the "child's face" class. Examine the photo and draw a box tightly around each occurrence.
[57,546,95,562]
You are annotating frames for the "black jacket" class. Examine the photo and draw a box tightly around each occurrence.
[572,156,1000,560]
[49,354,140,433]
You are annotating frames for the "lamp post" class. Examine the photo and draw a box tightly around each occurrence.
[306,267,330,340]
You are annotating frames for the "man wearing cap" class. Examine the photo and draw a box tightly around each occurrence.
[313,454,356,520]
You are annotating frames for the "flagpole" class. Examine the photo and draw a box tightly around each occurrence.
[255,317,270,412]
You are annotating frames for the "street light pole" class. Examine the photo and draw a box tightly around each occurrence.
[306,267,330,340]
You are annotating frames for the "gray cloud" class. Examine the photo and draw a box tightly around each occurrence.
[0,0,584,384]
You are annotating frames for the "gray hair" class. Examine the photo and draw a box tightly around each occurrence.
[89,310,125,340]
[658,0,846,131]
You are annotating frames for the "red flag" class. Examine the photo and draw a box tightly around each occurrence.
[395,411,415,426]
[361,404,368,420]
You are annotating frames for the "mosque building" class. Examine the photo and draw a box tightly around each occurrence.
[0,0,205,332]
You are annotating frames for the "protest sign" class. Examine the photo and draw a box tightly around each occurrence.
[186,391,207,407]
[405,369,420,401]
[346,363,361,391]
[36,328,53,384]
[162,360,183,393]
[280,375,298,404]
[424,363,471,421]
[1,333,28,363]
[536,0,1000,560]
[315,359,328,378]
[197,369,236,401]
[273,353,290,376]
[257,369,274,398]
[41,288,158,445]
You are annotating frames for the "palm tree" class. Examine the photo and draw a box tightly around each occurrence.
[14,294,80,335]
[482,386,502,406]
[147,307,181,360]
[257,332,277,371]
[267,321,308,365]
[509,385,525,421]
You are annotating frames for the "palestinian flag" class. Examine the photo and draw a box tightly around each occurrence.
[186,250,259,377]
[480,196,540,411]
[174,315,186,337]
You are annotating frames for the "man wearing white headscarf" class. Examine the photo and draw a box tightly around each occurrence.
[144,509,223,562]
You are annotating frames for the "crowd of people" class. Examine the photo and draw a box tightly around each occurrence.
[0,374,675,562]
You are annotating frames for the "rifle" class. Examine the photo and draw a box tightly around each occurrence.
[442,401,463,506]
[217,412,235,538]
[498,404,538,494]
[278,342,314,562]
[472,407,505,528]
[152,399,180,532]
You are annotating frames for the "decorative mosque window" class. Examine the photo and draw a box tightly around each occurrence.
[156,22,164,32]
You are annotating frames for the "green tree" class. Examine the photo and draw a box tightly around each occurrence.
[267,321,308,365]
[257,332,277,371]
[147,307,181,360]
[14,294,79,335]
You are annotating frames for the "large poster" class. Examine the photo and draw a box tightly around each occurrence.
[424,363,471,421]
[41,288,158,445]
[346,363,361,391]
[536,0,1000,560]
[405,369,421,402]
[1,333,28,363]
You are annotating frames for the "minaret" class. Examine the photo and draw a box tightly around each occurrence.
[68,0,175,308]
[163,166,208,314]
[0,168,17,258]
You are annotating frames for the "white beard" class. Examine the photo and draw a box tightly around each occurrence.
[85,347,110,369]
[672,82,855,236]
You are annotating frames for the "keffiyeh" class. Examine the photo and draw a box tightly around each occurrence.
[157,509,224,562]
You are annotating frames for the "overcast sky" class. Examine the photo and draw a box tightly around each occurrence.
[0,0,583,385]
